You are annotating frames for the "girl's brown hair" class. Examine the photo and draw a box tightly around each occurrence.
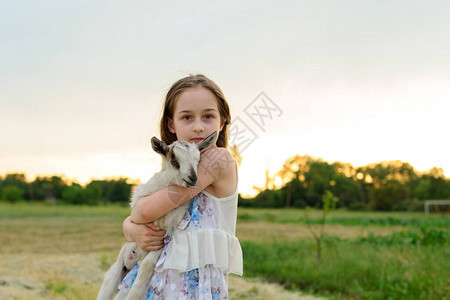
[160,74,231,148]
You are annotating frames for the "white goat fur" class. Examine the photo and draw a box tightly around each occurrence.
[97,132,217,300]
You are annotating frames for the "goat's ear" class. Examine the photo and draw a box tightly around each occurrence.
[151,137,168,156]
[197,131,217,152]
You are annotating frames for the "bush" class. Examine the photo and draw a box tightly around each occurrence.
[354,226,449,246]
[1,186,24,203]
[391,198,424,212]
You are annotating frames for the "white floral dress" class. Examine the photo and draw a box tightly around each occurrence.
[115,190,242,300]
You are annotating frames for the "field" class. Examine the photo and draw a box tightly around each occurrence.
[0,203,448,299]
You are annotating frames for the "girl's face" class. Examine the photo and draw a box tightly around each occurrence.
[168,87,223,146]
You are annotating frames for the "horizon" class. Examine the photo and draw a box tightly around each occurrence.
[3,154,447,198]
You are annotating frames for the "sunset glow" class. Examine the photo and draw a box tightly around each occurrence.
[1,1,449,197]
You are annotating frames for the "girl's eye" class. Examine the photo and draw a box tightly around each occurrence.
[204,114,214,120]
[182,115,192,121]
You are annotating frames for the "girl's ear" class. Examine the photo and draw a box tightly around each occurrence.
[168,118,175,133]
[219,118,225,132]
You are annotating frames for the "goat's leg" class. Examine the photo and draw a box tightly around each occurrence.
[126,250,161,300]
[97,259,123,300]
[98,243,138,300]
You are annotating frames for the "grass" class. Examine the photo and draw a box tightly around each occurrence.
[0,203,322,299]
[0,201,129,219]
[237,207,427,220]
[45,277,100,300]
[242,239,450,299]
[237,208,450,299]
[1,203,449,299]
[237,207,450,228]
[46,280,73,296]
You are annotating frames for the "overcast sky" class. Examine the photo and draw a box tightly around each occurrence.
[1,0,449,195]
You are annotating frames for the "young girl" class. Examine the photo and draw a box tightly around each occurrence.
[116,74,243,299]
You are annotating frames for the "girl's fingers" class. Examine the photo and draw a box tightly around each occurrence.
[145,222,160,231]
[143,238,164,246]
[150,241,164,247]
[154,229,166,236]
[145,223,167,236]
[146,228,166,237]
[141,242,164,252]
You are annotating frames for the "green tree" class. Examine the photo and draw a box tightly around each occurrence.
[107,178,132,203]
[62,185,86,205]
[2,173,30,200]
[426,168,449,199]
[1,186,24,203]
[86,180,109,202]
[330,173,363,209]
[252,189,285,208]
[30,177,51,201]
[85,183,102,205]
[30,175,67,201]
[284,177,305,208]
[49,176,66,200]
[369,179,410,211]
[414,180,430,200]
[304,190,339,265]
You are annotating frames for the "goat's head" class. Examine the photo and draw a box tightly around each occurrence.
[151,131,217,188]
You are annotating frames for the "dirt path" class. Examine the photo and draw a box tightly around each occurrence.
[229,275,325,300]
[0,253,324,299]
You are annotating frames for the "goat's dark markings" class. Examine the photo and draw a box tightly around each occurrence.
[151,137,168,156]
[168,148,180,169]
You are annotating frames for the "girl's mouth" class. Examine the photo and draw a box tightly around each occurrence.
[191,138,204,143]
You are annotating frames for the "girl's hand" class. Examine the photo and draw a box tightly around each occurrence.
[122,216,166,251]
[131,147,234,224]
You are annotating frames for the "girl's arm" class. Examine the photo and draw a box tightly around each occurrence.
[122,216,166,251]
[131,147,234,224]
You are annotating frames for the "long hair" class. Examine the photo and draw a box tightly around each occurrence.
[160,74,231,147]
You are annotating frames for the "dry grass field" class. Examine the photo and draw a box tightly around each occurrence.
[2,204,428,299]
[0,204,344,299]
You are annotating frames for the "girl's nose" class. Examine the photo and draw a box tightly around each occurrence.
[193,120,204,133]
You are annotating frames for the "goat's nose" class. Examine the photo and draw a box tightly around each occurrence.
[188,173,197,184]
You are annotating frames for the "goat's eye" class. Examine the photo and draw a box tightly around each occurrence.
[171,159,180,169]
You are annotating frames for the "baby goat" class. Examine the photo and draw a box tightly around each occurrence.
[97,131,217,300]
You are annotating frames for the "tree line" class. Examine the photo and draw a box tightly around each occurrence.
[0,174,133,205]
[239,155,450,211]
[1,155,449,211]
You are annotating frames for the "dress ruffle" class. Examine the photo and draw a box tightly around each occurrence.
[155,228,243,276]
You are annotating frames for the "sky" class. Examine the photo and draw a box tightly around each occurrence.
[1,0,449,196]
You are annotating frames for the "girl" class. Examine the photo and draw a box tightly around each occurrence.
[116,74,243,299]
